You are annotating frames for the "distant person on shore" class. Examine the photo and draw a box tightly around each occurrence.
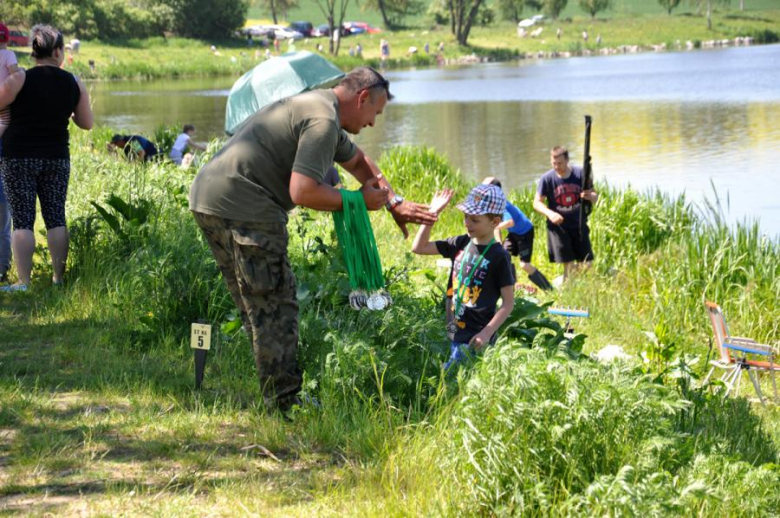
[424,42,430,54]
[0,24,94,292]
[356,43,362,58]
[582,30,589,42]
[412,185,515,370]
[483,177,552,292]
[438,41,444,52]
[556,28,562,40]
[169,124,206,166]
[380,39,390,61]
[533,146,598,283]
[108,134,159,162]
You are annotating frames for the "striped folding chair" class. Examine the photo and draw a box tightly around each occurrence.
[703,301,778,406]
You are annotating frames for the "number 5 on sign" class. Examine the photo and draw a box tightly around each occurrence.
[191,323,212,350]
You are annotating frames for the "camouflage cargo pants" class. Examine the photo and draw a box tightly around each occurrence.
[192,211,301,409]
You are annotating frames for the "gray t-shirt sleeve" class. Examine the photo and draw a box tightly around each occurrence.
[334,128,357,163]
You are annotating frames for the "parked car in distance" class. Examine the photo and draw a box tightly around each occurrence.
[313,24,354,38]
[345,22,382,34]
[244,25,274,38]
[290,21,313,37]
[7,29,29,47]
[342,22,365,35]
[313,24,330,37]
[271,27,304,41]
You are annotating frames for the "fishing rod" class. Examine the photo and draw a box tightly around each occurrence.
[579,115,593,240]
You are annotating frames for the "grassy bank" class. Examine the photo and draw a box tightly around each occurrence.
[0,131,778,514]
[9,9,779,80]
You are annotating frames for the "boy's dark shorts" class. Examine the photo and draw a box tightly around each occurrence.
[547,224,594,263]
[502,228,534,263]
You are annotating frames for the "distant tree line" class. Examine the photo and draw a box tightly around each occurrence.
[0,0,247,39]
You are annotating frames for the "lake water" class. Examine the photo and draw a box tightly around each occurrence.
[90,44,780,237]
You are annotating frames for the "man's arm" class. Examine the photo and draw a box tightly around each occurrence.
[534,192,563,226]
[470,285,515,349]
[289,172,387,212]
[339,147,437,237]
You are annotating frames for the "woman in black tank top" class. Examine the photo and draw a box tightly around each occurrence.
[0,24,93,292]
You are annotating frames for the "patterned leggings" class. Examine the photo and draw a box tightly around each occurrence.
[0,157,71,231]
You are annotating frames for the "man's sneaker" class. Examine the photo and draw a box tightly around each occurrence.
[0,283,28,293]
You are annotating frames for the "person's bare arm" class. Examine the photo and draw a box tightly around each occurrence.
[581,189,598,203]
[494,218,513,240]
[496,219,514,231]
[412,224,439,255]
[469,285,515,349]
[412,189,454,255]
[534,192,563,225]
[289,172,387,212]
[189,139,207,151]
[7,63,19,75]
[0,70,24,109]
[72,76,93,130]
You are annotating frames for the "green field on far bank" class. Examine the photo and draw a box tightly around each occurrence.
[0,129,778,515]
[248,0,780,28]
[9,8,780,80]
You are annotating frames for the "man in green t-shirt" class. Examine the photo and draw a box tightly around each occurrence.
[189,66,436,412]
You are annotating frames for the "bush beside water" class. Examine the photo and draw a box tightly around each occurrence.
[3,130,779,514]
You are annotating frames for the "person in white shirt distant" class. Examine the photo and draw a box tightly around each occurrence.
[169,124,206,166]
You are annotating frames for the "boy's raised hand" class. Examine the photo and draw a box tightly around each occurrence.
[429,189,454,215]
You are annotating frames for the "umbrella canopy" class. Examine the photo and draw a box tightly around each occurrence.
[224,51,345,135]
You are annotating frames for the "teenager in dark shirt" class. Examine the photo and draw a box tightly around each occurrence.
[533,146,598,283]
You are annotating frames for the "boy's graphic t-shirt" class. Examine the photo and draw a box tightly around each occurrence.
[536,165,586,229]
[435,235,514,344]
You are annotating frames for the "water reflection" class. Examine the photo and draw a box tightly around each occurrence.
[89,45,780,236]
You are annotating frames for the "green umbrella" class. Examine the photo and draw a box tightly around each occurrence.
[224,51,345,135]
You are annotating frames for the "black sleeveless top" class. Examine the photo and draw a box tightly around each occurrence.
[2,66,81,159]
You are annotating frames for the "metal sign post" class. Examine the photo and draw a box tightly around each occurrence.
[190,322,212,390]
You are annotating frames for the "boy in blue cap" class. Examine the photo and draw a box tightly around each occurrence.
[484,177,552,291]
[412,184,515,369]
